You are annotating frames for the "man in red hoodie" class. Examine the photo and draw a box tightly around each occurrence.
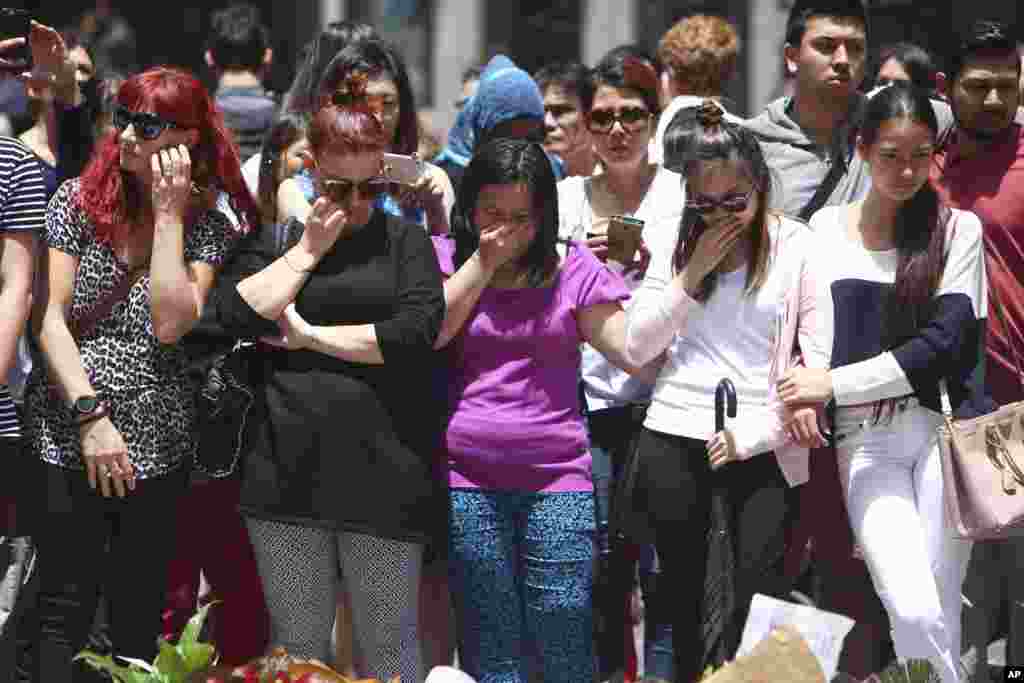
[931,18,1024,675]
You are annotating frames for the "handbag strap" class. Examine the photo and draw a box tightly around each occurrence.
[71,264,147,340]
[987,284,1024,396]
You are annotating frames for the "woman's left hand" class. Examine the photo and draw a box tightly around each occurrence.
[261,303,314,350]
[785,405,827,448]
[151,145,193,220]
[777,367,834,406]
[707,430,738,471]
[397,162,446,213]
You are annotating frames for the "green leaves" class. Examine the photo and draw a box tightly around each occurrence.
[76,601,220,683]
[72,652,155,683]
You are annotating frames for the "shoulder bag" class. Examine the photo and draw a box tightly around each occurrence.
[190,219,300,478]
[938,294,1024,539]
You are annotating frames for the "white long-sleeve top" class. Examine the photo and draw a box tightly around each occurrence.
[557,166,684,411]
[807,204,990,417]
[625,214,820,486]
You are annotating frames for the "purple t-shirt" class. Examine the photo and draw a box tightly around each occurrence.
[433,237,630,492]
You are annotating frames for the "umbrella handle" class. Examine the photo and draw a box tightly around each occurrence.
[715,378,737,433]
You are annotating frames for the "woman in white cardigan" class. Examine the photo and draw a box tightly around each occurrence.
[621,101,825,680]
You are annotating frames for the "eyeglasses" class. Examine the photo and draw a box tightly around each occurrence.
[315,174,390,204]
[685,186,757,215]
[586,106,651,134]
[113,105,181,141]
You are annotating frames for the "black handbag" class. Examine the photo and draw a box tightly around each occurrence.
[190,341,258,478]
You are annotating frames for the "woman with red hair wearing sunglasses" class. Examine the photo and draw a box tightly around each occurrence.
[23,66,256,680]
[209,70,445,682]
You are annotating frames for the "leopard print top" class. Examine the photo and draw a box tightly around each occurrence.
[25,179,239,479]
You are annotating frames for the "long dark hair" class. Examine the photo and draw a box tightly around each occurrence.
[317,39,419,156]
[256,111,307,223]
[663,101,773,302]
[862,83,949,333]
[452,138,559,288]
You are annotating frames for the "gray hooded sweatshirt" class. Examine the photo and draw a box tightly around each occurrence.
[744,94,954,218]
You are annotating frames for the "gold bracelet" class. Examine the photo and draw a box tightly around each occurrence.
[282,251,314,274]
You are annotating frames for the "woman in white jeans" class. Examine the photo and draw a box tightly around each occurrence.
[778,84,996,682]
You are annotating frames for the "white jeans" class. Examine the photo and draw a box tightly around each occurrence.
[835,398,971,683]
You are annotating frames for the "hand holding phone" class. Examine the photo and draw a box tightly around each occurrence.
[381,153,425,186]
[0,8,31,74]
[606,215,644,266]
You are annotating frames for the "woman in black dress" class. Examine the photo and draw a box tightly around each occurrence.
[212,70,445,682]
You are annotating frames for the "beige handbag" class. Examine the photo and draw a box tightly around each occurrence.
[938,300,1024,539]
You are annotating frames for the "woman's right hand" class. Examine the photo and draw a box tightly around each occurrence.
[680,214,747,295]
[476,223,528,275]
[297,197,349,259]
[80,417,135,498]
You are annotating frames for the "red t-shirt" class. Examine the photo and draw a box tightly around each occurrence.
[932,124,1024,405]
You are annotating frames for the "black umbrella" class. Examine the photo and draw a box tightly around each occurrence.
[702,378,738,668]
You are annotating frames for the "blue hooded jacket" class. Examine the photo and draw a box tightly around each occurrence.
[435,55,563,179]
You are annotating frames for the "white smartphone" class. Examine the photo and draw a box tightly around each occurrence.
[381,153,425,185]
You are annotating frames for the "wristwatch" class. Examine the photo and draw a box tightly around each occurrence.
[69,395,103,422]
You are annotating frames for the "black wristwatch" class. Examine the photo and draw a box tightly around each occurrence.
[70,395,102,421]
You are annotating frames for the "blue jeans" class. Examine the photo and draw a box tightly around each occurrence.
[448,489,595,683]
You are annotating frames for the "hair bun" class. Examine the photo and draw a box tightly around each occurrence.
[330,70,381,115]
[696,100,725,128]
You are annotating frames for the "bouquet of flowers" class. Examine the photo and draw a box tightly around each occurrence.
[76,603,397,683]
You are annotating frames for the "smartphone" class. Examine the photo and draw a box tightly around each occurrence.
[0,8,31,73]
[606,215,644,265]
[381,152,424,185]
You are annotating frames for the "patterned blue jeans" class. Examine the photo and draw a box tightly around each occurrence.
[448,489,595,683]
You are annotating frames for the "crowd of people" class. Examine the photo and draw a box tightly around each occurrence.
[0,1,1023,682]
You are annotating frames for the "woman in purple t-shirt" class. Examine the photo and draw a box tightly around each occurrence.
[431,138,658,683]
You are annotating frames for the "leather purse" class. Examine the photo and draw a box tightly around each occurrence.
[938,297,1024,540]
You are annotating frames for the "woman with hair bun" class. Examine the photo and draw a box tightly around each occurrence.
[622,100,825,680]
[25,66,255,681]
[211,70,446,682]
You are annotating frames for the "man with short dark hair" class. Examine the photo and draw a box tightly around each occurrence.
[534,61,596,178]
[931,18,1024,673]
[205,3,277,161]
[746,0,954,217]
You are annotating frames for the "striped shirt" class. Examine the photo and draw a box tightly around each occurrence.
[0,136,47,438]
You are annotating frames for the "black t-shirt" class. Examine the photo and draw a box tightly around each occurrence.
[212,211,447,542]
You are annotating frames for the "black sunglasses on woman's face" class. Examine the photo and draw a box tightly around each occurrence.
[113,105,181,141]
[586,106,651,134]
[315,174,391,204]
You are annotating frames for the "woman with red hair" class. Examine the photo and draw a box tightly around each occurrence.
[210,71,445,681]
[24,66,255,680]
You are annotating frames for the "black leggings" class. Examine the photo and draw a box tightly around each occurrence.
[629,428,793,682]
[27,462,187,682]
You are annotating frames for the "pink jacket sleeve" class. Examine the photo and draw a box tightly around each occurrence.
[731,219,820,487]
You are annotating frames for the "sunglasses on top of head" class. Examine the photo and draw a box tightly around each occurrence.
[586,106,651,134]
[685,186,757,215]
[113,105,182,141]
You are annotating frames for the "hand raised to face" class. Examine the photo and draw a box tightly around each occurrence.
[150,144,193,220]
